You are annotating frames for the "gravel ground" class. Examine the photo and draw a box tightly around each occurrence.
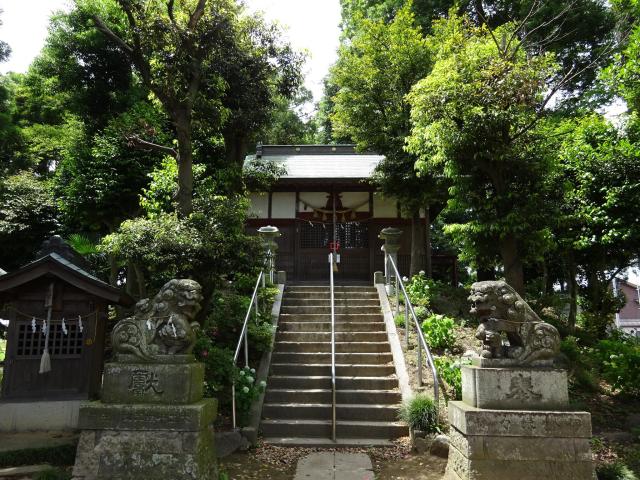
[220,438,447,480]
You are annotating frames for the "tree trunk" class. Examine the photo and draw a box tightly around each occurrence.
[568,255,578,333]
[133,263,147,299]
[424,205,432,278]
[175,123,194,216]
[109,255,119,287]
[410,209,426,277]
[500,234,525,294]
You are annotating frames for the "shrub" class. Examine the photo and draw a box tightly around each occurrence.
[434,356,467,400]
[394,313,406,328]
[193,334,238,398]
[235,366,266,427]
[593,332,640,397]
[596,461,638,480]
[422,314,456,350]
[398,393,440,433]
[405,273,434,307]
[248,321,276,354]
[560,336,599,391]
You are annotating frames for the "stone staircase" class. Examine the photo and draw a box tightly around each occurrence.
[261,285,407,446]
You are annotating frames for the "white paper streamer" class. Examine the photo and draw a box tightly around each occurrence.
[78,315,83,333]
[61,317,68,335]
[146,319,153,331]
[42,319,47,335]
[31,317,36,333]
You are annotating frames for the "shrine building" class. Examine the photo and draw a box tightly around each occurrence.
[245,144,456,283]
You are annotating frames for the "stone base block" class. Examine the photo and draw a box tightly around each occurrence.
[72,399,218,480]
[462,366,569,410]
[101,361,204,404]
[444,401,595,480]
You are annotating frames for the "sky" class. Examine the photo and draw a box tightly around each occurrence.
[0,0,342,104]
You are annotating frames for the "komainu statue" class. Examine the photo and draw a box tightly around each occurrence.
[112,279,203,362]
[468,280,560,366]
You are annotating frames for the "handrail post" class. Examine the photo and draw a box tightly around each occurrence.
[329,252,337,443]
[387,254,441,412]
[232,269,267,429]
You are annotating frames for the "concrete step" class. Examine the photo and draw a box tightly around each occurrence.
[286,286,377,293]
[283,299,381,307]
[271,352,393,364]
[261,419,407,439]
[265,388,402,404]
[284,292,379,300]
[281,306,381,315]
[268,375,398,390]
[278,313,383,322]
[262,403,399,421]
[270,363,396,377]
[275,341,391,353]
[277,331,388,343]
[262,437,394,447]
[278,321,385,333]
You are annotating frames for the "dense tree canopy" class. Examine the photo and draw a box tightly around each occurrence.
[331,5,446,274]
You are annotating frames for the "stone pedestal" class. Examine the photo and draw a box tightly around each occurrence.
[444,366,594,480]
[72,356,217,480]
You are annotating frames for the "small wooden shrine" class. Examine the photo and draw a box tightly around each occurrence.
[0,236,133,400]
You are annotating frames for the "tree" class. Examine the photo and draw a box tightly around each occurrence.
[553,114,640,335]
[340,0,615,99]
[0,172,59,270]
[407,15,560,293]
[0,9,10,63]
[85,0,303,215]
[331,5,444,275]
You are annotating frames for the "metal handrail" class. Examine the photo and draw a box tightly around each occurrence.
[329,252,337,442]
[386,253,440,405]
[231,270,264,430]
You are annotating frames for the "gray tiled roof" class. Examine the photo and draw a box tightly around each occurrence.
[246,154,385,179]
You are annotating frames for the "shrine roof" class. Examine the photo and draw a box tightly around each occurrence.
[0,252,134,306]
[245,144,385,181]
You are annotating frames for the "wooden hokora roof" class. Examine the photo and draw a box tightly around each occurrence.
[0,236,134,306]
[245,144,385,181]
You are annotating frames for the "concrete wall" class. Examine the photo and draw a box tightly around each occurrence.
[0,400,82,431]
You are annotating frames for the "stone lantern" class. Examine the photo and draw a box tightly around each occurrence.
[258,226,281,285]
[378,227,403,295]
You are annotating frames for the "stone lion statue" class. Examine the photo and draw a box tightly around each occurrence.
[112,279,203,362]
[468,280,560,365]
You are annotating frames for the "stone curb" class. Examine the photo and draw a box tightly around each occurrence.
[241,283,285,445]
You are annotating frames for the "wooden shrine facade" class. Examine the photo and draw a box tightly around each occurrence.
[0,237,133,400]
[246,145,457,284]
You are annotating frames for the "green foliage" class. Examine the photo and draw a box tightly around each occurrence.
[596,461,639,480]
[398,393,440,433]
[394,313,406,329]
[331,4,445,217]
[100,188,260,293]
[0,338,6,362]
[405,273,434,307]
[0,171,59,270]
[0,444,77,468]
[407,14,560,290]
[235,366,266,427]
[193,333,237,397]
[243,157,286,194]
[247,321,276,354]
[434,356,466,400]
[560,336,599,392]
[593,332,640,397]
[421,313,456,351]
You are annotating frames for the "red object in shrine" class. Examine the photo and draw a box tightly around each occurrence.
[329,241,341,253]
